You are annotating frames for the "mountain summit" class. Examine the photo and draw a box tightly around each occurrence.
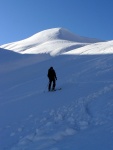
[0,28,102,55]
[27,27,101,43]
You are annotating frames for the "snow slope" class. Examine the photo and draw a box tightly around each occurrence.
[0,28,102,55]
[65,40,113,55]
[0,28,113,150]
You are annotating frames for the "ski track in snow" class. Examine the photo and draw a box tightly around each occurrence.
[1,54,113,149]
[1,81,113,150]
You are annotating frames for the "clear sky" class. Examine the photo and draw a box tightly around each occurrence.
[0,0,113,45]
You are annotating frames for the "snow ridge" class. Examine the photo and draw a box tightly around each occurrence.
[0,28,102,55]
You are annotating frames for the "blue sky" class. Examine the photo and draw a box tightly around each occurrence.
[0,0,113,45]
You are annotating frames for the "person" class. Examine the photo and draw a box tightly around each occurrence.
[48,67,57,91]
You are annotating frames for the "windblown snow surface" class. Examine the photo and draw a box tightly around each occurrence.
[0,28,113,150]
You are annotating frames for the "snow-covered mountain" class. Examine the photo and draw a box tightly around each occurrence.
[0,28,113,150]
[0,28,102,55]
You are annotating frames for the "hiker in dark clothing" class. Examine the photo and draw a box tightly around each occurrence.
[48,67,57,91]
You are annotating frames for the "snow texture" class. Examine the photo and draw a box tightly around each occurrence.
[0,28,113,150]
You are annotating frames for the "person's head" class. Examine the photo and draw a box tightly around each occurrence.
[50,67,53,70]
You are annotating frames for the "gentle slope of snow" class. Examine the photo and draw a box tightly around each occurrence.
[64,40,113,55]
[0,28,113,150]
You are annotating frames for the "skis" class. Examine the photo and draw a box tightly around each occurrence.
[44,88,62,93]
[51,88,62,92]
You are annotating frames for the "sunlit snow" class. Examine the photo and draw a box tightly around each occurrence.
[0,28,113,150]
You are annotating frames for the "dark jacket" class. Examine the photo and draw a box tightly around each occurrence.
[48,67,57,80]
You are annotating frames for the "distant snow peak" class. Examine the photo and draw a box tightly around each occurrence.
[0,27,103,55]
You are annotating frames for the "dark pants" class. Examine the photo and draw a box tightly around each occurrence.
[48,78,56,91]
